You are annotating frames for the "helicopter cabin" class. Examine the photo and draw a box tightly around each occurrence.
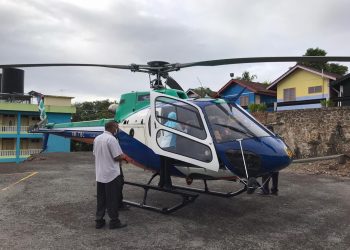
[115,89,188,123]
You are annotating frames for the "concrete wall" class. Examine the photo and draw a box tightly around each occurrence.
[253,107,350,158]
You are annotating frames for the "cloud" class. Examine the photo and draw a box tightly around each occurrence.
[0,0,349,102]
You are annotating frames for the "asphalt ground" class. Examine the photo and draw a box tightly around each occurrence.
[0,152,349,250]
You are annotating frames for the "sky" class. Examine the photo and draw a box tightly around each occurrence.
[0,0,350,103]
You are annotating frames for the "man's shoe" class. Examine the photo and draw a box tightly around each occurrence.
[119,204,130,211]
[258,190,270,195]
[95,219,106,229]
[246,177,258,194]
[271,191,278,196]
[258,188,270,195]
[109,222,127,229]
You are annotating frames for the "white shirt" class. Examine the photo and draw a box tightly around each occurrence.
[93,131,123,183]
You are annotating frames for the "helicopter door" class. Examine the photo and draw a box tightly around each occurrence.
[150,91,219,172]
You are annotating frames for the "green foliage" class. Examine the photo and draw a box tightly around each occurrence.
[192,87,215,98]
[262,80,271,86]
[71,99,116,152]
[248,103,267,112]
[320,99,335,108]
[236,71,257,81]
[299,47,348,76]
[72,100,115,122]
[325,63,348,76]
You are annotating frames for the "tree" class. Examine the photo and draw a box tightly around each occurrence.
[71,99,116,151]
[72,100,115,122]
[299,47,348,75]
[236,71,257,81]
[192,87,215,98]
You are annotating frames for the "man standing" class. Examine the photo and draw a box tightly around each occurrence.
[261,172,279,195]
[93,121,127,229]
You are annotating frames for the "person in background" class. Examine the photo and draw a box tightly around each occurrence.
[261,125,279,195]
[261,172,279,195]
[158,112,179,189]
[93,121,127,229]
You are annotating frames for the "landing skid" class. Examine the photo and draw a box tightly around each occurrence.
[123,173,247,214]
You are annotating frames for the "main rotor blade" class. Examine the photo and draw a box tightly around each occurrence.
[178,56,350,68]
[165,76,183,91]
[0,63,136,70]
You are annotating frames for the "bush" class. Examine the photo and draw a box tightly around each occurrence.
[248,103,267,112]
[320,99,335,107]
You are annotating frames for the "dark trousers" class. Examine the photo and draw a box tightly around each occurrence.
[96,175,123,224]
[262,172,279,193]
[158,156,173,188]
[119,166,124,207]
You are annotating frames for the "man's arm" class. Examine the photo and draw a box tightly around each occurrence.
[114,154,128,162]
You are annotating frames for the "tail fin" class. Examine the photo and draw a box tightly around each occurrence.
[221,87,247,104]
[29,91,48,128]
[28,91,49,152]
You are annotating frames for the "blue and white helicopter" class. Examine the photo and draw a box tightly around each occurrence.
[1,56,349,213]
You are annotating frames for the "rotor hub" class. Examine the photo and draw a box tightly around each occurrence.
[147,61,169,67]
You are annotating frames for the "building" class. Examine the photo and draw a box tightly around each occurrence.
[0,93,76,163]
[215,79,276,110]
[186,89,201,98]
[267,64,340,110]
[330,73,350,106]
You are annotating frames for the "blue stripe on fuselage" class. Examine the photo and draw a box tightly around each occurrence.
[117,131,161,171]
[117,131,184,177]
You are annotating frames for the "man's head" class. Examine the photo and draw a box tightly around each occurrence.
[105,121,119,135]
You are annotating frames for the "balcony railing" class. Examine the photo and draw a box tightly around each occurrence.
[0,126,31,133]
[0,149,42,157]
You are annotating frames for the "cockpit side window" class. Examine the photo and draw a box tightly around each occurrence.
[204,103,269,143]
[155,96,207,140]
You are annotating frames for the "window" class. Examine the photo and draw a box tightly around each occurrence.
[255,95,261,104]
[205,103,270,143]
[283,88,296,101]
[308,86,322,94]
[155,96,206,139]
[156,130,212,162]
[137,94,150,102]
[239,96,249,106]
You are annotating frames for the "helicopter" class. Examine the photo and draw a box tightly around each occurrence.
[1,56,350,213]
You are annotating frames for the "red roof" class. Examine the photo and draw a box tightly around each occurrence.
[216,79,276,97]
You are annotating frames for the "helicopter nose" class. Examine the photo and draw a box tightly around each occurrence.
[219,136,293,177]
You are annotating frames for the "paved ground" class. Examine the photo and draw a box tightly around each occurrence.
[0,152,350,250]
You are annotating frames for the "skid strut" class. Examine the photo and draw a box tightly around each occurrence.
[123,173,247,214]
[123,179,198,214]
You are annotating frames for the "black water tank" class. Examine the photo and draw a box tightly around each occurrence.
[1,68,24,94]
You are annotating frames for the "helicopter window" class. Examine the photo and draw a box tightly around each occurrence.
[204,103,269,143]
[155,97,206,140]
[137,94,150,102]
[156,130,212,162]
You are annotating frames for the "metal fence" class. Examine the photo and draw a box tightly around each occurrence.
[0,149,42,157]
[0,126,30,132]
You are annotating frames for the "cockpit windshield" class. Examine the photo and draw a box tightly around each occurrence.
[204,102,270,143]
